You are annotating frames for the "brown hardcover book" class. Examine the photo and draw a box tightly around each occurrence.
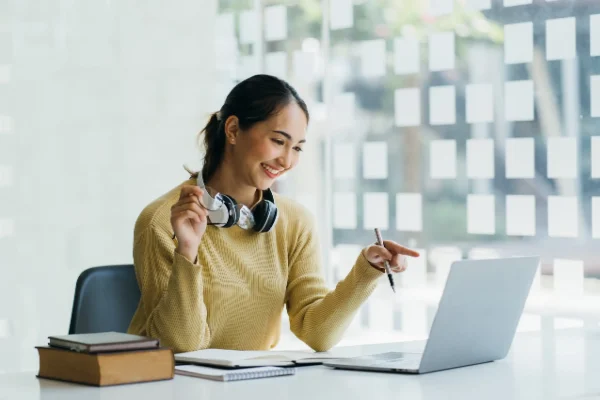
[48,332,160,353]
[36,346,174,386]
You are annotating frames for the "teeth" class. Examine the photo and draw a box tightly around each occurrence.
[262,164,281,175]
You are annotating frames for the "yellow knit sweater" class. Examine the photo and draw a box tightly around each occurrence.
[127,179,383,353]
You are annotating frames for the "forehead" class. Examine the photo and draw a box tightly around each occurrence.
[264,103,308,140]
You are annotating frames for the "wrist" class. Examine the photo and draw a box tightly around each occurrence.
[175,246,198,264]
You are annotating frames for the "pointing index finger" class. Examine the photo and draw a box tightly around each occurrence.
[383,240,420,257]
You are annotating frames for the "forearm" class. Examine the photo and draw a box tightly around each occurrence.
[143,251,211,353]
[289,253,381,352]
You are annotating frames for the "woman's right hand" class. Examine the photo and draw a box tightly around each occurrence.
[171,185,208,263]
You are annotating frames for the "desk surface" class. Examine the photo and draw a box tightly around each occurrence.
[1,327,599,400]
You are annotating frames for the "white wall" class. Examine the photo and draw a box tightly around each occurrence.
[0,1,217,372]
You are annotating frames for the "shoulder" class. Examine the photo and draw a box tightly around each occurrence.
[134,179,194,240]
[272,192,316,236]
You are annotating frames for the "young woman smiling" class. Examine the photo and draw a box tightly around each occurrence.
[128,75,419,353]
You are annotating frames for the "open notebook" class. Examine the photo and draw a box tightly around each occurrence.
[174,349,341,368]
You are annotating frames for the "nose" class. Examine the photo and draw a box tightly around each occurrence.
[277,147,294,170]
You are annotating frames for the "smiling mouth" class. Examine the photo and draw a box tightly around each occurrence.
[261,163,283,178]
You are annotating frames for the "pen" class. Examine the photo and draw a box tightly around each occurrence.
[374,228,395,293]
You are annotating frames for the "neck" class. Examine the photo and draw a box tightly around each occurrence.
[205,164,259,208]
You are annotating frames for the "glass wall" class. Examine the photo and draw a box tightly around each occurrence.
[213,0,600,349]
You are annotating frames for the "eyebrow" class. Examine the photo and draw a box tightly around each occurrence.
[272,130,306,144]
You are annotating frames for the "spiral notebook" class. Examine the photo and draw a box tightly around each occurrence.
[175,365,295,382]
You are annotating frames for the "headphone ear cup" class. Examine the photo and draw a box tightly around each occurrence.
[220,194,239,228]
[252,199,278,233]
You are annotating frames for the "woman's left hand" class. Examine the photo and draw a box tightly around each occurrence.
[362,241,420,273]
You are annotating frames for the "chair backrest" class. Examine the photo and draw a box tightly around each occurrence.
[68,264,141,334]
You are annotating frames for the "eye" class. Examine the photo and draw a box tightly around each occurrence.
[272,139,285,146]
[294,147,303,152]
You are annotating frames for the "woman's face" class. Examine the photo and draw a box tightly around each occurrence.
[230,102,308,191]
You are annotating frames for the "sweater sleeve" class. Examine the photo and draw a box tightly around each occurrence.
[285,215,382,352]
[128,225,211,353]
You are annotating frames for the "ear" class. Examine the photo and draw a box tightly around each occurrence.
[224,115,239,145]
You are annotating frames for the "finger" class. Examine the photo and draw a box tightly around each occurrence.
[383,240,420,257]
[171,202,208,217]
[172,210,202,224]
[179,185,204,200]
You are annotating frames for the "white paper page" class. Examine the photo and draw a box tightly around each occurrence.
[591,75,600,117]
[429,85,456,125]
[504,0,531,6]
[466,83,494,123]
[430,139,456,179]
[505,80,534,121]
[467,139,495,179]
[467,194,496,234]
[394,88,420,127]
[215,13,235,39]
[333,143,356,179]
[396,193,422,232]
[468,247,500,259]
[359,39,386,77]
[548,196,578,238]
[0,219,14,238]
[592,136,600,178]
[330,0,353,30]
[0,65,10,84]
[394,36,419,75]
[333,192,357,229]
[506,195,536,236]
[466,0,491,10]
[363,142,388,179]
[553,259,584,296]
[293,50,317,82]
[265,52,287,79]
[331,92,356,129]
[592,15,600,56]
[363,193,389,229]
[175,365,285,377]
[546,17,576,60]
[0,115,12,134]
[0,165,13,187]
[592,197,600,238]
[547,137,577,178]
[429,32,454,71]
[239,10,258,45]
[429,0,453,16]
[265,5,287,41]
[505,137,535,179]
[504,22,533,64]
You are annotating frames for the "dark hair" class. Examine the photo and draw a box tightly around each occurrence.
[199,74,309,183]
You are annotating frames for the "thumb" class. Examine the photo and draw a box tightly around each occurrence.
[364,245,393,265]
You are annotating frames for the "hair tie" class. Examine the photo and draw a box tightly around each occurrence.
[216,110,223,121]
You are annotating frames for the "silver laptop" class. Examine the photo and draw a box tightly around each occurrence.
[324,256,540,374]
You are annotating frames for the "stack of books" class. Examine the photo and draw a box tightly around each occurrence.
[36,331,174,386]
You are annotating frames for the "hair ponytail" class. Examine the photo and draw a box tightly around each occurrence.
[199,112,225,183]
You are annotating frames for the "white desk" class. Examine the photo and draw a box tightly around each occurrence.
[1,327,599,400]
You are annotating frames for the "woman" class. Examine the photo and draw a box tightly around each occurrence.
[128,74,420,353]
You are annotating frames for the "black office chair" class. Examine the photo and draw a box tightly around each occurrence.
[68,264,141,334]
